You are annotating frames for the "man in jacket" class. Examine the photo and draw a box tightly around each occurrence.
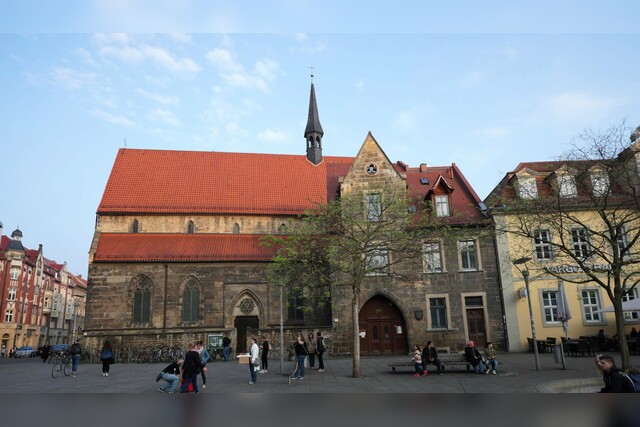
[596,354,635,393]
[422,341,443,375]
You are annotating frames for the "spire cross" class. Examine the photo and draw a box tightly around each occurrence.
[309,66,315,82]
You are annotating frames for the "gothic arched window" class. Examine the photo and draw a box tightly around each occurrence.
[187,220,195,234]
[132,276,152,324]
[233,223,240,234]
[182,279,200,323]
[132,219,139,233]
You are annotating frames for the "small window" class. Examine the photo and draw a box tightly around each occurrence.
[187,221,195,234]
[366,193,382,221]
[132,219,139,233]
[423,242,443,273]
[571,228,591,259]
[558,174,577,198]
[365,247,388,275]
[465,296,484,307]
[8,288,17,301]
[10,267,19,280]
[518,176,538,199]
[591,170,609,197]
[4,309,13,323]
[278,223,287,234]
[533,230,552,260]
[459,240,478,271]
[623,288,639,322]
[581,290,603,324]
[429,298,448,329]
[233,223,240,234]
[435,195,450,217]
[541,291,559,324]
[182,280,200,323]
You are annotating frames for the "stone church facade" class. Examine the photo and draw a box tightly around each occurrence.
[85,83,505,356]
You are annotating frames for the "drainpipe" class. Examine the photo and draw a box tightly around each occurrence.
[492,234,510,352]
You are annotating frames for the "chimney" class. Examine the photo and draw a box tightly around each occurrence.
[420,163,428,173]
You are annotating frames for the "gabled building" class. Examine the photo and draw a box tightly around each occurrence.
[485,131,640,352]
[0,224,86,353]
[85,83,505,355]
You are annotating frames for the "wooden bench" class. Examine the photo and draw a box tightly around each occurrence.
[388,350,471,373]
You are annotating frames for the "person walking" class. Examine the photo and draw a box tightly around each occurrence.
[595,354,635,393]
[99,340,114,377]
[40,343,50,363]
[158,359,183,393]
[260,336,269,373]
[197,340,211,389]
[222,336,231,362]
[307,332,317,369]
[291,334,309,380]
[316,331,325,372]
[249,337,259,385]
[180,342,205,394]
[69,340,81,377]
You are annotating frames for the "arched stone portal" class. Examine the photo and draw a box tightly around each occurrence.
[359,295,408,356]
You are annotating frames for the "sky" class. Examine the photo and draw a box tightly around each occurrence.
[1,1,639,277]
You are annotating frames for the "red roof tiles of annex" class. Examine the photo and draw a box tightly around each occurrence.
[98,149,354,215]
[93,233,279,262]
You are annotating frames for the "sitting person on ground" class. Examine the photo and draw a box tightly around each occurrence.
[412,344,427,377]
[158,359,183,393]
[421,341,443,375]
[595,354,635,393]
[464,340,485,374]
[483,341,498,374]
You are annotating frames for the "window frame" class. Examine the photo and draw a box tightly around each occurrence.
[540,290,561,326]
[423,241,444,273]
[182,280,200,323]
[426,294,451,331]
[518,176,538,199]
[4,309,14,323]
[557,173,577,198]
[10,266,20,280]
[533,229,553,261]
[580,288,605,326]
[458,239,479,271]
[132,279,152,325]
[434,195,450,217]
[590,170,610,197]
[623,288,640,323]
[570,228,591,260]
[365,246,389,276]
[366,193,382,222]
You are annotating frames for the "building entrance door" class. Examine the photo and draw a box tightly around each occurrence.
[234,316,259,355]
[359,295,408,356]
[466,309,487,347]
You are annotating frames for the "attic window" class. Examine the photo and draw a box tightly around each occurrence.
[187,221,195,234]
[518,176,538,199]
[558,174,577,198]
[366,164,378,175]
[420,178,430,185]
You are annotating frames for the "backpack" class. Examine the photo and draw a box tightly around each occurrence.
[622,372,640,392]
[317,337,325,353]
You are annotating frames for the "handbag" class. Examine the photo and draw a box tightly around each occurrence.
[252,358,260,367]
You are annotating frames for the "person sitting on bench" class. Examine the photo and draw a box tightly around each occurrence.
[422,341,444,375]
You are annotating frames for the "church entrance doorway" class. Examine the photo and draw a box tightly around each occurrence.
[359,295,408,356]
[234,316,259,355]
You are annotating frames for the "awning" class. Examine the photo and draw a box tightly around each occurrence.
[595,297,640,313]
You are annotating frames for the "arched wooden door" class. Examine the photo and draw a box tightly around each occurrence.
[359,295,408,356]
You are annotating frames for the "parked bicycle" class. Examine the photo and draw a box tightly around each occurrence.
[51,351,71,378]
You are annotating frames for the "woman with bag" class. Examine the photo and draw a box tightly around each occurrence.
[291,334,309,380]
[100,340,114,377]
[249,337,260,385]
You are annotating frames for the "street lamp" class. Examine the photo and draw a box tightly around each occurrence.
[513,256,540,371]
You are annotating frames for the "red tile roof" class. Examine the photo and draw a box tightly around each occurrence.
[98,149,354,215]
[93,233,278,262]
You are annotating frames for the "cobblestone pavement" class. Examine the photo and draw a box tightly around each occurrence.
[1,350,638,394]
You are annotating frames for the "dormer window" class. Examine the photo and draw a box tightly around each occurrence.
[590,169,609,197]
[557,173,577,198]
[435,195,450,217]
[518,176,538,199]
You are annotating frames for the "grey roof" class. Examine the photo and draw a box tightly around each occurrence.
[304,83,324,137]
[6,238,24,252]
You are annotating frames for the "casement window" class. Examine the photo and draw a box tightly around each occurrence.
[423,242,443,273]
[623,288,639,322]
[558,174,577,198]
[365,246,389,275]
[366,193,382,221]
[435,195,450,217]
[8,288,16,301]
[10,267,20,280]
[541,291,559,324]
[581,290,603,324]
[571,228,591,259]
[458,240,478,271]
[533,229,552,261]
[4,309,13,323]
[590,170,610,197]
[429,297,448,329]
[132,276,153,324]
[518,176,538,199]
[182,280,200,323]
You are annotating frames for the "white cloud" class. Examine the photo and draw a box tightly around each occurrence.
[94,33,132,45]
[354,79,365,92]
[76,48,96,66]
[206,48,242,72]
[206,47,280,93]
[89,109,135,127]
[255,59,281,81]
[169,33,192,43]
[135,88,179,105]
[472,126,509,139]
[258,129,289,143]
[50,67,98,90]
[147,108,182,127]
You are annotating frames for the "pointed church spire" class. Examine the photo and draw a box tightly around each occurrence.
[305,73,324,165]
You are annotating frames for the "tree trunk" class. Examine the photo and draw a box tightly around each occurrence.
[614,299,631,369]
[352,289,361,378]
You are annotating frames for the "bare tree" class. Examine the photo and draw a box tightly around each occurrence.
[264,184,440,378]
[490,122,640,368]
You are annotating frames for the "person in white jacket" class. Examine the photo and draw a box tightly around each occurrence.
[249,337,260,385]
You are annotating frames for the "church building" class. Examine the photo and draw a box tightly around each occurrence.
[85,82,505,356]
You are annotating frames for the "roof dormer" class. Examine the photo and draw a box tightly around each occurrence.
[588,165,610,197]
[514,168,539,199]
[552,165,578,198]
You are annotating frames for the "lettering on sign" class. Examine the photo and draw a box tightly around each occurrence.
[544,264,612,274]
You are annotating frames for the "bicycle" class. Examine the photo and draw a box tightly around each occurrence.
[51,352,71,378]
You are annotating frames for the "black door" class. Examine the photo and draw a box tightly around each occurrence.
[234,316,259,354]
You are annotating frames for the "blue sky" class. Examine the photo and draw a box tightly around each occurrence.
[1,2,640,276]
